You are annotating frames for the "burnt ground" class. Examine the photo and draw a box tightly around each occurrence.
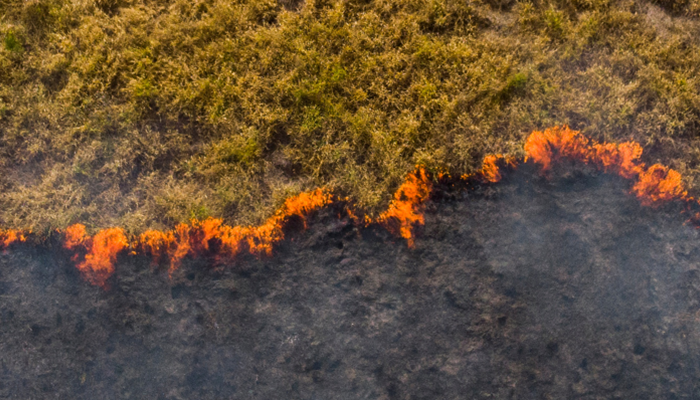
[2,162,700,399]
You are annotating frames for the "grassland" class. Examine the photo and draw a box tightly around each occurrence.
[1,0,700,233]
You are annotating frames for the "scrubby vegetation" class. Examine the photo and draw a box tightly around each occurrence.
[1,0,700,233]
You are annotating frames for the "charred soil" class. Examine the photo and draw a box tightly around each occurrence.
[1,162,700,399]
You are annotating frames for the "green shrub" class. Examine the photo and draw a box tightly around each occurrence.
[1,0,700,232]
[3,29,23,53]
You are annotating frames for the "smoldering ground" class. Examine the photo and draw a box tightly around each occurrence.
[1,162,700,399]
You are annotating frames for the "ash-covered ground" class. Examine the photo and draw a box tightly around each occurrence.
[2,162,700,399]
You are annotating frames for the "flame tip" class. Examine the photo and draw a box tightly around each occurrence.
[11,125,694,287]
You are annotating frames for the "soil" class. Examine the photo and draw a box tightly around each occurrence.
[1,162,700,399]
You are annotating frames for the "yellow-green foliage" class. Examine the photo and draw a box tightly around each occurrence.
[1,0,700,233]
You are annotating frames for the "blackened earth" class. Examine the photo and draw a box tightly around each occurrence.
[2,163,700,399]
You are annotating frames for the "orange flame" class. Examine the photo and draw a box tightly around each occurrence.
[524,126,689,207]
[0,229,27,249]
[524,126,591,171]
[632,165,687,206]
[131,188,334,278]
[167,223,192,275]
[376,167,432,247]
[64,224,87,250]
[480,154,517,183]
[138,229,174,264]
[26,126,700,288]
[590,141,644,179]
[481,155,502,183]
[63,224,128,287]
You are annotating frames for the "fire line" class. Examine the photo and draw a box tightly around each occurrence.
[0,126,695,288]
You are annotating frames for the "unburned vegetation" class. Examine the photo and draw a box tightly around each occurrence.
[1,0,700,233]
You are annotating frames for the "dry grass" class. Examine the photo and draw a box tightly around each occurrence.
[2,0,700,233]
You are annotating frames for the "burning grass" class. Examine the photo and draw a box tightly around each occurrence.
[0,229,26,249]
[2,127,699,288]
[376,167,432,248]
[3,1,700,236]
[524,126,689,207]
[63,224,129,287]
[138,188,333,277]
